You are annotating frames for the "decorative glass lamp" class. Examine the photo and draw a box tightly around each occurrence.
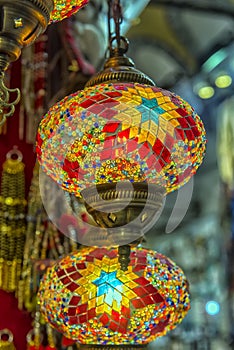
[36,0,206,267]
[49,0,89,23]
[0,0,88,126]
[39,246,190,349]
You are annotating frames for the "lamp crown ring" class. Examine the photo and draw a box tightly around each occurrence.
[109,36,129,55]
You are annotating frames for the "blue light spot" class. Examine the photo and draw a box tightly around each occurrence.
[205,301,220,316]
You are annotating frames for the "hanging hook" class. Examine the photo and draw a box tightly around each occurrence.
[0,72,21,127]
[6,146,23,162]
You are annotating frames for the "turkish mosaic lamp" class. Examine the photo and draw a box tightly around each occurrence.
[0,0,88,126]
[39,246,190,349]
[37,79,206,253]
[50,0,89,22]
[37,80,205,198]
[36,46,206,254]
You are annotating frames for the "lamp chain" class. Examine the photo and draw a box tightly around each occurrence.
[107,0,128,56]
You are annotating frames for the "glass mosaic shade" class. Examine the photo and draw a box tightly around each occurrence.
[50,0,89,23]
[39,247,190,346]
[37,82,206,198]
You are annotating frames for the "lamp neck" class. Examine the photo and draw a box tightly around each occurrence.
[85,0,155,87]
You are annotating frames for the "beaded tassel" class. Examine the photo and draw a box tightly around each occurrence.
[18,161,79,312]
[19,161,79,349]
[0,148,26,293]
[26,308,57,350]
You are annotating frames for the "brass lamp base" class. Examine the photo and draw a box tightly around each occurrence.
[86,54,155,88]
[81,182,165,270]
[85,22,155,89]
[0,0,53,63]
[81,182,164,233]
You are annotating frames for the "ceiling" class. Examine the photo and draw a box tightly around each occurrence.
[127,0,234,87]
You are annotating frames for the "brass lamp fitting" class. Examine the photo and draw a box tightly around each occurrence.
[0,0,53,126]
[81,182,165,270]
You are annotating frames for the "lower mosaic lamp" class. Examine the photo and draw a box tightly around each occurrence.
[39,246,190,349]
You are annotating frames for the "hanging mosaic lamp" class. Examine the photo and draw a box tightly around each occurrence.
[36,0,206,257]
[50,0,88,23]
[0,0,88,127]
[37,82,205,197]
[39,246,190,349]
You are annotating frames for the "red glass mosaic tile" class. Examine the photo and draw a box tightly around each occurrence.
[68,307,76,316]
[67,282,79,292]
[112,310,120,323]
[118,128,130,139]
[103,122,120,133]
[134,277,149,286]
[76,263,86,270]
[88,308,96,320]
[100,313,109,326]
[178,117,189,128]
[185,129,195,140]
[176,108,189,117]
[151,293,164,303]
[70,296,81,306]
[121,306,130,318]
[152,139,164,153]
[80,99,94,109]
[109,321,118,332]
[131,299,145,309]
[69,317,79,326]
[133,286,147,297]
[79,314,88,324]
[77,304,87,315]
[69,272,82,280]
[142,295,155,306]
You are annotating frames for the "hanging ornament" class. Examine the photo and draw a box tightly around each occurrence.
[18,161,79,312]
[26,309,57,350]
[20,33,48,143]
[0,147,26,294]
[18,162,87,349]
